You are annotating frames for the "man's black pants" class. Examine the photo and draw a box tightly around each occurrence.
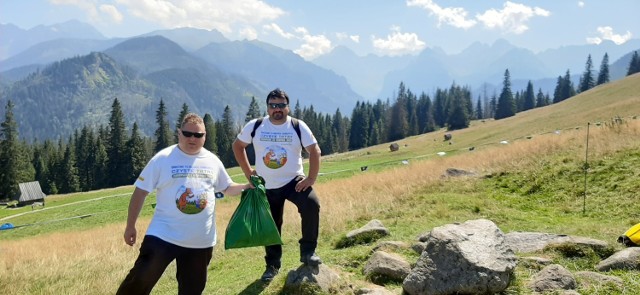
[116,235,213,295]
[264,177,320,268]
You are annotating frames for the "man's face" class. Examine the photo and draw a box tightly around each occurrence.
[267,97,289,121]
[178,122,206,155]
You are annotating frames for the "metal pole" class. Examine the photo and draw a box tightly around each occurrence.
[583,122,590,215]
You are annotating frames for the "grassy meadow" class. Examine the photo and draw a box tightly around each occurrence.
[1,74,640,294]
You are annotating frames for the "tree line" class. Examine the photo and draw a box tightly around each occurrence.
[1,51,638,200]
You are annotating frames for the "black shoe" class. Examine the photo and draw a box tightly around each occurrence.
[260,265,279,282]
[300,253,322,266]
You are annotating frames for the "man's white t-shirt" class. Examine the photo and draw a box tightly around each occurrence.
[236,116,317,189]
[134,144,233,249]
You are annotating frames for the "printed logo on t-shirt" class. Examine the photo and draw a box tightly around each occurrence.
[262,145,288,169]
[171,165,215,214]
[175,185,209,214]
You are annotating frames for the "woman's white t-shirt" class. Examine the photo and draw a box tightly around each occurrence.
[236,116,317,189]
[134,144,233,249]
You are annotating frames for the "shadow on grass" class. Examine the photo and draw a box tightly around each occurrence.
[238,279,270,295]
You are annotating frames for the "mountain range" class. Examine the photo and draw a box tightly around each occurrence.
[0,20,639,141]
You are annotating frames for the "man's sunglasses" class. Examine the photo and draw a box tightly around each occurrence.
[268,103,288,109]
[181,130,205,138]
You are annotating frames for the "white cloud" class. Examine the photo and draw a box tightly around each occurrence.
[336,32,360,43]
[239,26,257,40]
[407,0,476,29]
[587,26,632,45]
[287,27,332,60]
[476,1,550,34]
[578,1,585,8]
[294,32,332,60]
[263,23,295,39]
[586,37,601,45]
[372,27,426,56]
[336,32,361,43]
[50,0,128,26]
[99,5,123,23]
[113,0,285,34]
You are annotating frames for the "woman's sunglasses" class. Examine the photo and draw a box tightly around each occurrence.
[181,130,205,138]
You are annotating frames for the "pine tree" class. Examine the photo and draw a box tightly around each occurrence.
[514,91,523,112]
[475,96,483,120]
[523,81,535,111]
[215,106,236,166]
[553,75,563,103]
[46,139,63,194]
[203,113,217,154]
[445,84,471,130]
[596,53,610,85]
[331,108,349,153]
[125,123,148,184]
[58,140,80,193]
[92,136,108,190]
[417,92,436,133]
[107,98,128,187]
[536,88,548,107]
[562,70,576,99]
[32,142,50,193]
[495,69,516,120]
[489,94,497,118]
[554,70,576,103]
[628,51,640,76]
[245,96,262,122]
[348,102,369,150]
[388,82,409,141]
[241,97,262,164]
[0,100,22,198]
[446,95,470,130]
[293,100,302,119]
[76,126,94,191]
[433,89,447,127]
[174,103,190,143]
[317,114,334,155]
[578,54,595,92]
[406,89,419,137]
[154,99,173,153]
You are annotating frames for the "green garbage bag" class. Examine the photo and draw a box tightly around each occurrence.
[224,175,283,249]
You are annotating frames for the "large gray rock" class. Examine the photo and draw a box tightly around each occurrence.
[596,247,640,271]
[347,219,390,239]
[363,251,411,283]
[575,271,624,290]
[505,232,609,253]
[372,241,410,253]
[528,264,576,292]
[284,264,341,294]
[403,219,517,295]
[355,286,397,295]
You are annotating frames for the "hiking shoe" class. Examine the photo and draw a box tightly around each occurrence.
[300,253,322,266]
[260,265,279,282]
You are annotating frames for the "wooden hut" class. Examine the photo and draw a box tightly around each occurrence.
[17,181,47,206]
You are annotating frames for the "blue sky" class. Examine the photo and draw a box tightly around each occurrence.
[1,0,638,59]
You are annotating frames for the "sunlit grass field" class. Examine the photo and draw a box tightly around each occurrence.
[1,74,639,294]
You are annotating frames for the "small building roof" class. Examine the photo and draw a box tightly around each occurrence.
[17,181,47,202]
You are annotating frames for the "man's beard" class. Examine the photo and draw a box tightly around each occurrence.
[271,112,284,120]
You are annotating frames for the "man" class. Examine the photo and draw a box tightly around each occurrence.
[233,88,322,282]
[117,113,249,295]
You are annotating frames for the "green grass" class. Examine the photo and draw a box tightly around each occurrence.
[2,74,640,294]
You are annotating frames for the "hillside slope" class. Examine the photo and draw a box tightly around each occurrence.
[1,74,639,295]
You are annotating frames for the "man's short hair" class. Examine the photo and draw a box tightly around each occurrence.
[266,88,290,105]
[181,113,204,128]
